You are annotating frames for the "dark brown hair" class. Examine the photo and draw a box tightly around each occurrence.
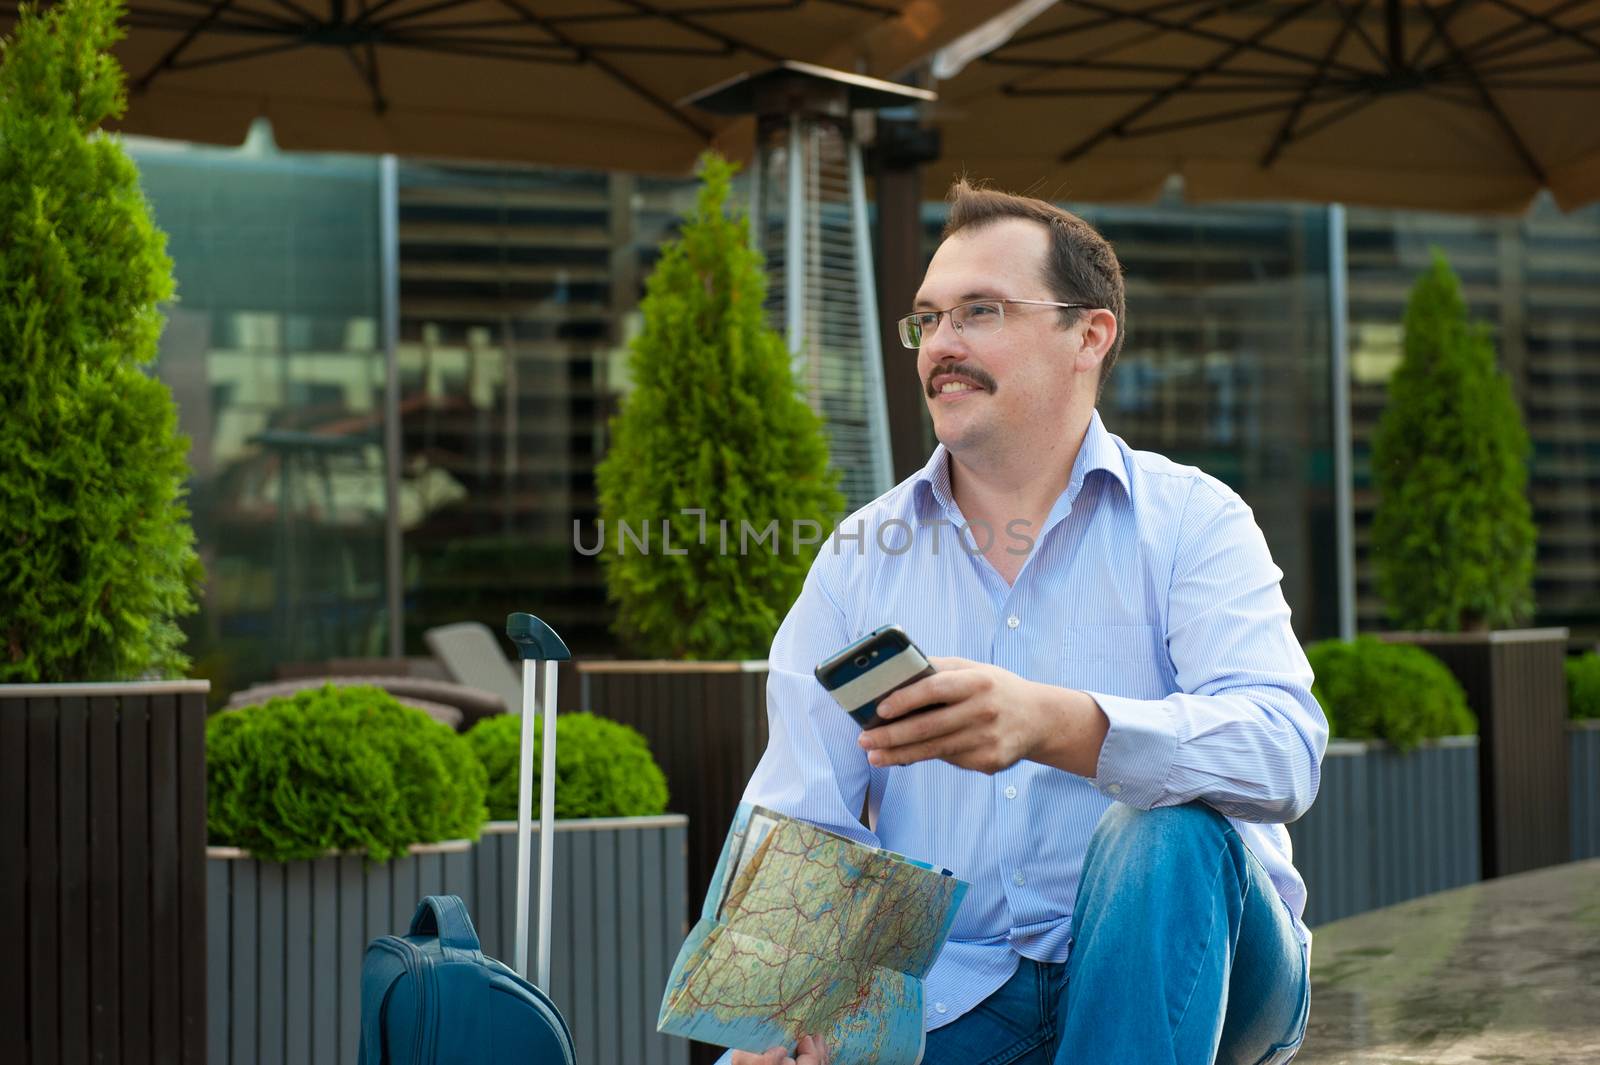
[942,179,1127,393]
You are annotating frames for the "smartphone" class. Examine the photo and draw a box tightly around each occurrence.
[815,625,940,730]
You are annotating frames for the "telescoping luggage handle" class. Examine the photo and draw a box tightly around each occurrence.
[506,612,571,992]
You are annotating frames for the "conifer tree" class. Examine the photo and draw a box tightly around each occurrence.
[595,154,843,659]
[1370,251,1536,632]
[0,0,203,680]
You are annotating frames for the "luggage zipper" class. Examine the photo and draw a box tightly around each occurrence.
[375,937,431,1065]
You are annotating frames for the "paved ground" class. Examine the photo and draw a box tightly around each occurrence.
[1297,859,1600,1064]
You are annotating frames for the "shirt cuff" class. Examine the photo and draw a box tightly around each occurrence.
[1085,691,1179,808]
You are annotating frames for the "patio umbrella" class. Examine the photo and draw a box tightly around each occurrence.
[0,0,994,172]
[927,0,1600,212]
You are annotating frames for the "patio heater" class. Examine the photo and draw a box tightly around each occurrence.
[686,63,935,512]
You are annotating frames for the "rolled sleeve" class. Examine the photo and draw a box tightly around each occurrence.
[1084,480,1328,823]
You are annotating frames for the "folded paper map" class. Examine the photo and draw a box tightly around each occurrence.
[657,803,969,1065]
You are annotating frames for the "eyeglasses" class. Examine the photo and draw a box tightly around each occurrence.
[897,298,1090,349]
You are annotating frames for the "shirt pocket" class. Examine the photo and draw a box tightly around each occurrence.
[1058,623,1172,701]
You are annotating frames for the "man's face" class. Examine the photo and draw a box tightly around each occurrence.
[912,218,1087,461]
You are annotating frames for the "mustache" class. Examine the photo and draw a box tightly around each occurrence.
[926,366,998,397]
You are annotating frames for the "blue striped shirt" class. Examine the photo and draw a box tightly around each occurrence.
[740,408,1328,1032]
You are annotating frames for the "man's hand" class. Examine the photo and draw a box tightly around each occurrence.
[730,1034,827,1065]
[859,657,1109,777]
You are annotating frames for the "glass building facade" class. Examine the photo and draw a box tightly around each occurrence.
[135,135,388,698]
[132,132,1600,695]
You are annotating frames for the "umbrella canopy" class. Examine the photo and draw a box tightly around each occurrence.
[0,0,992,172]
[930,0,1600,212]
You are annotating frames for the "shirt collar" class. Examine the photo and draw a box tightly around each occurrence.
[912,408,1130,522]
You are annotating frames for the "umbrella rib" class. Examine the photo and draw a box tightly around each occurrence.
[1290,91,1381,142]
[387,32,731,56]
[343,41,388,114]
[368,0,493,31]
[1055,0,1325,165]
[1465,19,1600,69]
[164,37,314,72]
[1479,52,1600,77]
[986,57,1306,81]
[369,15,527,30]
[365,38,386,113]
[1007,0,1215,50]
[1383,0,1402,69]
[1422,1,1546,183]
[543,0,805,21]
[495,0,713,139]
[125,8,301,35]
[1005,83,1307,95]
[603,0,781,62]
[1444,0,1591,66]
[1484,0,1600,59]
[1480,77,1600,88]
[133,0,241,93]
[1404,0,1476,70]
[1328,0,1388,69]
[573,42,736,55]
[993,1,1287,99]
[1261,0,1367,168]
[379,37,584,63]
[1120,92,1353,138]
[994,1,1220,96]
[814,0,899,14]
[1061,0,1373,79]
[131,0,299,30]
[355,0,414,24]
[1421,84,1497,111]
[259,0,318,23]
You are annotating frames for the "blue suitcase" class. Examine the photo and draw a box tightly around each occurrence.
[359,613,576,1064]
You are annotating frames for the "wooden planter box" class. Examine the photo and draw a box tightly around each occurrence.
[580,660,768,920]
[1381,628,1570,878]
[0,681,210,1065]
[1289,737,1481,927]
[207,816,689,1065]
[1571,721,1600,861]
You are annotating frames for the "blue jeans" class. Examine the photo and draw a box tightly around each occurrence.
[924,803,1310,1065]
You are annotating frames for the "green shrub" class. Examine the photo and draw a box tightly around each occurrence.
[1369,251,1536,632]
[465,712,668,820]
[1568,653,1600,721]
[594,153,844,660]
[207,685,487,861]
[0,0,203,681]
[1305,636,1476,751]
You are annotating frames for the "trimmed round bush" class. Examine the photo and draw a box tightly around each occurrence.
[207,684,487,861]
[466,712,669,821]
[1305,637,1476,751]
[1568,653,1600,721]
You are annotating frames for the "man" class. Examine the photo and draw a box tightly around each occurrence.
[730,182,1326,1065]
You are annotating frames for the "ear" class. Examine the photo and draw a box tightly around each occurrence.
[1074,308,1119,376]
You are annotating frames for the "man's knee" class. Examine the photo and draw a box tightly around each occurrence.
[1087,801,1232,868]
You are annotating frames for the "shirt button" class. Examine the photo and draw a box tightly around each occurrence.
[1107,783,1123,796]
[935,1002,948,1014]
[1004,785,1018,799]
[1006,615,1020,629]
[1013,871,1026,887]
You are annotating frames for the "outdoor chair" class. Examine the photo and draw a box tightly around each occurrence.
[424,621,523,714]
